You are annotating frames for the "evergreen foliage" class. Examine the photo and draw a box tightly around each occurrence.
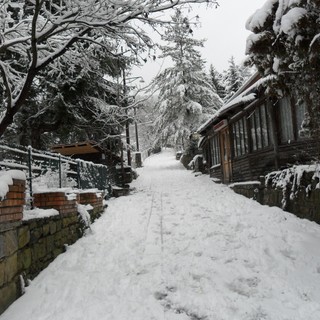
[2,43,125,151]
[209,64,226,100]
[246,0,320,137]
[152,9,222,149]
[223,56,244,102]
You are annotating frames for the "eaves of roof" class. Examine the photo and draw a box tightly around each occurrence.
[197,72,264,135]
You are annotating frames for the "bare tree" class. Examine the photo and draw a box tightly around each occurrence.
[0,0,218,138]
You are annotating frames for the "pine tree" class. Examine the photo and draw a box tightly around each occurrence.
[153,9,222,149]
[3,47,124,151]
[209,64,226,100]
[246,0,320,136]
[223,56,244,102]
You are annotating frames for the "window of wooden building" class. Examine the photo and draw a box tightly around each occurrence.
[278,96,307,143]
[210,135,221,166]
[232,103,272,158]
[249,103,272,151]
[278,97,294,143]
[232,117,248,157]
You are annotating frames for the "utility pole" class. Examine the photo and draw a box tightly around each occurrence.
[134,107,140,152]
[122,48,131,167]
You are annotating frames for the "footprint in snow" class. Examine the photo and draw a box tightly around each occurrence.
[166,285,177,292]
[154,291,168,300]
[227,277,260,297]
[280,248,296,261]
[136,269,149,276]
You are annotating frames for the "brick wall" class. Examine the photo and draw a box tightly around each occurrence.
[34,192,79,217]
[79,192,103,208]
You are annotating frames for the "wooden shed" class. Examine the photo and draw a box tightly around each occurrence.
[198,72,319,184]
[51,141,120,165]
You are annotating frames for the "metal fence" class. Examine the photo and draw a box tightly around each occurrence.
[0,144,111,205]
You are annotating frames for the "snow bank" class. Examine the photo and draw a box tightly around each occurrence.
[0,170,26,199]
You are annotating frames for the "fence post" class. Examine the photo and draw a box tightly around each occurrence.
[27,146,34,209]
[77,160,81,189]
[58,154,62,188]
[99,166,103,190]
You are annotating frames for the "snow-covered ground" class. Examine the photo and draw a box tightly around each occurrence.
[2,149,320,320]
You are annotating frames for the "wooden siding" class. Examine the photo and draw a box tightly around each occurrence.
[232,139,319,182]
[209,165,223,181]
[232,148,275,182]
[278,139,320,167]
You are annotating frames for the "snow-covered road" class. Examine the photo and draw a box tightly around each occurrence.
[2,149,320,320]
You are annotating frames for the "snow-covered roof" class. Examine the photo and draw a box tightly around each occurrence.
[197,72,272,135]
[51,140,102,156]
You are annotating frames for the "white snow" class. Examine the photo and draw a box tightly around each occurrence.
[33,187,74,194]
[23,208,59,221]
[0,170,26,199]
[77,204,93,228]
[246,0,278,31]
[280,7,307,37]
[1,150,320,320]
[229,181,261,187]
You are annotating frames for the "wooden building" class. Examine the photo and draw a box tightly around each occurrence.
[198,73,319,183]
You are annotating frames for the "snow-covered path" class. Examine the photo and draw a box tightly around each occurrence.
[2,149,320,320]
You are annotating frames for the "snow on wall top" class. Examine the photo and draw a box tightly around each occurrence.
[0,170,26,200]
[23,208,59,221]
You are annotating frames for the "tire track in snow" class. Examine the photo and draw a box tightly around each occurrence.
[140,190,168,319]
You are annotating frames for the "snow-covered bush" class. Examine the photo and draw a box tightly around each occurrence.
[266,164,320,209]
[32,163,77,191]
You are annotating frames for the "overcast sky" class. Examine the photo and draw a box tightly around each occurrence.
[132,0,267,84]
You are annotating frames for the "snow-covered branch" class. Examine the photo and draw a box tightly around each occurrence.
[0,0,218,138]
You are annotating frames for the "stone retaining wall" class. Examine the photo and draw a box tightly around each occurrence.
[0,182,105,315]
[230,171,320,224]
